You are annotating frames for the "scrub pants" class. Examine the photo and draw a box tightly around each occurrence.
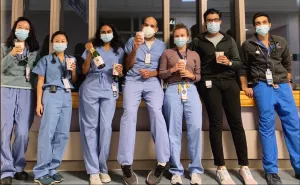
[163,83,204,175]
[117,78,170,165]
[33,88,72,179]
[253,81,300,174]
[79,73,116,174]
[1,88,35,179]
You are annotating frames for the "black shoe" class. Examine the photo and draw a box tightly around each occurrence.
[52,173,64,183]
[265,173,282,185]
[121,165,138,185]
[296,173,300,180]
[146,164,166,185]
[0,177,12,185]
[14,171,28,180]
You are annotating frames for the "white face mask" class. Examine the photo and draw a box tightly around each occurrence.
[142,26,156,38]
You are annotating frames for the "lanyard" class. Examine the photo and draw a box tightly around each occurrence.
[52,53,67,78]
[16,48,29,64]
[176,49,188,60]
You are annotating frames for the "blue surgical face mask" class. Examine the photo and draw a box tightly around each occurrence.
[206,22,221,34]
[53,43,67,52]
[101,33,114,43]
[15,29,29,41]
[174,37,188,48]
[256,25,270,36]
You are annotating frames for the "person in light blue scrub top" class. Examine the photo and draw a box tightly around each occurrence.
[79,23,124,185]
[159,23,203,185]
[32,31,77,185]
[1,17,39,185]
[117,16,170,185]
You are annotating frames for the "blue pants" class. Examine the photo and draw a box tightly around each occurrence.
[79,73,116,174]
[33,89,72,179]
[253,82,300,174]
[117,79,170,165]
[1,88,35,179]
[163,84,204,175]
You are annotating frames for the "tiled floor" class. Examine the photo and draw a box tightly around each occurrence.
[11,169,300,184]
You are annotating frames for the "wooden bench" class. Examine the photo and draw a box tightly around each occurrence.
[72,91,300,108]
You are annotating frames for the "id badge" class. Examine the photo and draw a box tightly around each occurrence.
[181,84,188,103]
[112,83,118,97]
[62,78,71,91]
[205,80,212,88]
[94,56,105,67]
[145,53,151,65]
[25,65,30,82]
[266,69,273,85]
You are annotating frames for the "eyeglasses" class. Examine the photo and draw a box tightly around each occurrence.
[206,18,221,23]
[100,30,113,34]
[143,23,156,28]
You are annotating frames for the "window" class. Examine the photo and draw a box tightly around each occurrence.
[1,0,12,42]
[207,0,232,37]
[24,0,50,58]
[245,0,300,87]
[170,0,196,46]
[62,0,89,91]
[97,0,163,44]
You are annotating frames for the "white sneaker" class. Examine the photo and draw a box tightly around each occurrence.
[216,167,236,185]
[190,173,202,185]
[100,173,111,183]
[239,167,257,185]
[90,174,102,185]
[171,174,182,185]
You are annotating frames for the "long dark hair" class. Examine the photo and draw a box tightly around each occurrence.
[92,22,123,55]
[6,17,39,52]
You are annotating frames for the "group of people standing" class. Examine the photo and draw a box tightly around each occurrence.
[1,8,299,185]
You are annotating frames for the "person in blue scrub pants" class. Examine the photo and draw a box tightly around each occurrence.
[159,23,203,185]
[32,31,77,185]
[117,16,170,185]
[1,17,39,185]
[240,12,300,185]
[79,23,124,185]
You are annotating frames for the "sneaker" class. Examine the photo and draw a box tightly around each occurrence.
[100,173,111,183]
[190,173,202,185]
[90,174,102,185]
[146,164,166,185]
[0,177,12,185]
[171,174,182,185]
[52,173,64,183]
[295,174,300,180]
[14,171,28,180]
[216,167,236,185]
[121,165,138,185]
[34,175,55,185]
[239,167,257,185]
[265,174,282,185]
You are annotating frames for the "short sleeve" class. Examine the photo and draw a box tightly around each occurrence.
[32,56,48,76]
[124,37,134,54]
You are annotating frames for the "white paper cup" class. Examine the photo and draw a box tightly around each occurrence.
[136,31,144,43]
[178,59,187,70]
[66,58,75,71]
[113,64,121,76]
[15,42,25,54]
[215,51,224,63]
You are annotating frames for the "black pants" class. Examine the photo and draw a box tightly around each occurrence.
[198,79,249,166]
